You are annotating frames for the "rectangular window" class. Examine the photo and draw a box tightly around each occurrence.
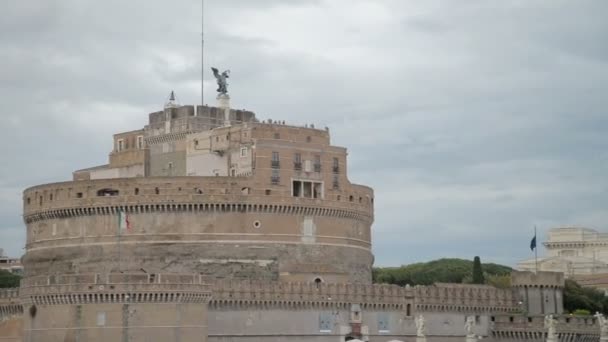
[240,147,248,157]
[313,183,322,199]
[137,136,144,149]
[333,157,339,173]
[314,155,321,172]
[117,139,124,152]
[333,175,339,189]
[294,153,302,170]
[304,160,312,172]
[271,151,280,168]
[271,169,280,184]
[292,181,302,197]
[303,182,312,198]
[292,180,324,199]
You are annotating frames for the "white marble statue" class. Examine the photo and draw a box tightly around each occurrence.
[415,314,426,337]
[544,314,558,341]
[595,312,608,340]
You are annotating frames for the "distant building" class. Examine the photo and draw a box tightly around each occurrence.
[518,227,608,279]
[0,249,22,275]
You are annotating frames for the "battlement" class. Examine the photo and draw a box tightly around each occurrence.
[20,273,211,306]
[511,271,565,288]
[207,279,518,313]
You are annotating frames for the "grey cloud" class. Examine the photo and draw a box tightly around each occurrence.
[0,0,607,267]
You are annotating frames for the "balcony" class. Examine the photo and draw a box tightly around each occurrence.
[294,162,302,171]
[271,161,280,169]
[271,177,280,185]
[332,182,340,190]
[314,164,321,173]
[332,166,339,173]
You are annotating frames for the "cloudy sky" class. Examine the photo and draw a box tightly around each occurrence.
[1,0,607,267]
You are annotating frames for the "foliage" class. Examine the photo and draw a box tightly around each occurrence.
[472,256,485,284]
[572,309,591,316]
[0,270,20,288]
[563,279,608,315]
[485,274,511,289]
[372,258,512,286]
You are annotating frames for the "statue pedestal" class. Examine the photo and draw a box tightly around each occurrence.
[546,336,558,342]
[217,94,231,127]
[599,337,608,342]
[416,336,426,342]
[466,335,477,342]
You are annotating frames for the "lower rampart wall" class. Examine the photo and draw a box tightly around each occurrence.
[1,279,603,342]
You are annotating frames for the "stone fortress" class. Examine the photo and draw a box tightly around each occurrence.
[0,89,605,341]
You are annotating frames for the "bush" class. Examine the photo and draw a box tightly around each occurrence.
[0,270,20,288]
[372,258,512,286]
[572,309,591,316]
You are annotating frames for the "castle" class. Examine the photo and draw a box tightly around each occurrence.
[0,91,603,341]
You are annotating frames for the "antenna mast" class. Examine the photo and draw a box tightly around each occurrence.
[201,0,205,109]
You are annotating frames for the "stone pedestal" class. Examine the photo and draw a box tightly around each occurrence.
[217,94,231,126]
[546,336,558,342]
[466,335,477,342]
[600,337,608,342]
[416,337,426,342]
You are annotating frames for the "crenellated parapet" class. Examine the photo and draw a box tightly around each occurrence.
[414,283,519,313]
[207,279,520,314]
[209,280,411,310]
[20,273,211,307]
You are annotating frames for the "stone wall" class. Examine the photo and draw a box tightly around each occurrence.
[0,289,23,342]
[22,177,373,283]
[19,273,210,342]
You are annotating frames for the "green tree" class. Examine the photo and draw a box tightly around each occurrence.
[472,256,485,284]
[0,270,20,288]
[563,279,608,315]
[372,258,512,286]
[486,274,511,289]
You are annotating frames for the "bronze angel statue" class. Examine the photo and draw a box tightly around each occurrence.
[211,67,230,95]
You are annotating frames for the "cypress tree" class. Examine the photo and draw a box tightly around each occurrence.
[472,256,485,284]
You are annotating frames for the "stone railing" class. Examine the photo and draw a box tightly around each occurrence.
[19,273,211,306]
[491,315,600,341]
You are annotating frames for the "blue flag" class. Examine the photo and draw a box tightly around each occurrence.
[530,235,536,251]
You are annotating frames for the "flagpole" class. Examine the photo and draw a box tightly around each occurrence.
[201,0,205,109]
[534,225,538,273]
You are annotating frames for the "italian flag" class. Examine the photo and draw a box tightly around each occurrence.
[118,210,131,232]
